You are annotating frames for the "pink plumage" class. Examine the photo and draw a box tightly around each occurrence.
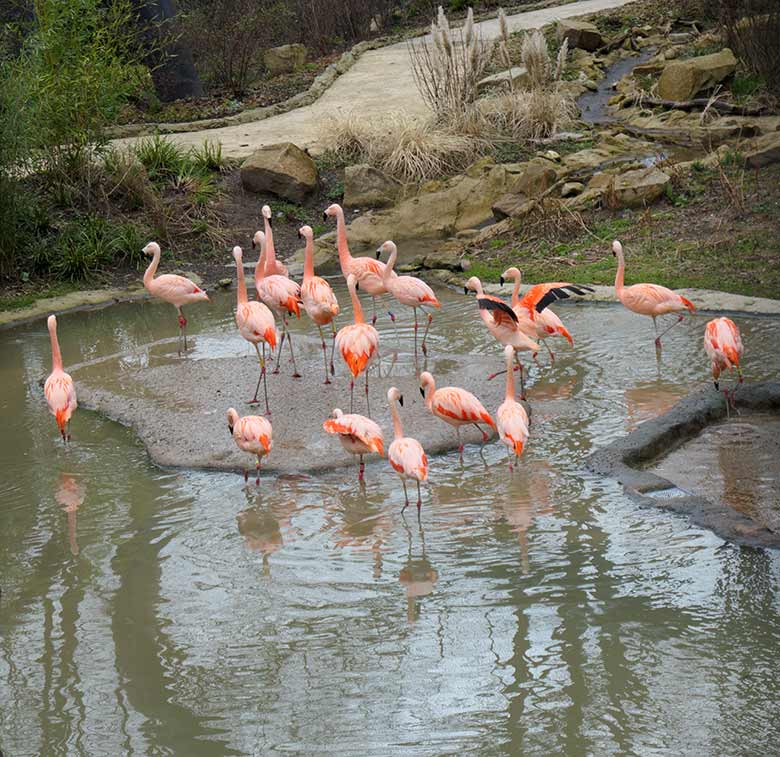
[44,314,77,441]
[260,205,288,277]
[228,407,272,482]
[496,346,529,468]
[387,387,428,513]
[704,317,744,388]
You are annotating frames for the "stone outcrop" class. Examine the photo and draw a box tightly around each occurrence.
[610,166,670,208]
[557,19,604,52]
[657,49,737,101]
[743,132,780,169]
[264,44,307,76]
[508,157,558,197]
[240,142,318,202]
[343,164,402,209]
[477,66,530,92]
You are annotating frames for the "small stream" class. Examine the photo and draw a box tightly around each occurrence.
[2,280,780,755]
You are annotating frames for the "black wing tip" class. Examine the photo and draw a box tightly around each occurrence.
[477,297,518,322]
[535,284,595,312]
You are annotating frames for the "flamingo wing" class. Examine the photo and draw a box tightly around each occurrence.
[336,323,378,377]
[302,277,339,319]
[477,297,518,329]
[389,438,428,481]
[260,276,301,317]
[497,400,529,457]
[150,273,207,304]
[434,387,496,429]
[520,283,594,317]
[323,413,384,455]
[236,416,273,453]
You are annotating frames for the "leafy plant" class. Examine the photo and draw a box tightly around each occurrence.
[134,135,188,183]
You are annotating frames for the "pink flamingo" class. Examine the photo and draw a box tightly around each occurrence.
[299,225,340,383]
[496,346,530,471]
[142,241,209,354]
[613,240,696,347]
[323,408,384,482]
[253,230,303,378]
[227,407,273,484]
[233,246,277,414]
[44,314,77,442]
[419,370,496,459]
[323,202,395,325]
[376,240,441,360]
[336,274,380,415]
[260,204,288,277]
[704,317,744,401]
[500,267,574,362]
[387,387,428,515]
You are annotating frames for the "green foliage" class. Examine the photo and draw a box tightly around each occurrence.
[326,181,344,201]
[134,135,189,183]
[189,140,225,173]
[731,72,765,100]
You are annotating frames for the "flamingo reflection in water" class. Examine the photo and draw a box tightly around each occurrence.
[399,520,438,624]
[55,472,86,557]
[237,492,298,577]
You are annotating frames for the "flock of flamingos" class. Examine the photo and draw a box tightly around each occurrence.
[43,202,745,512]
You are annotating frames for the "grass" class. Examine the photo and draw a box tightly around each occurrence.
[0,283,81,312]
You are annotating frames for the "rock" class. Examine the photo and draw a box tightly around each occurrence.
[608,94,625,106]
[744,132,780,169]
[240,142,318,203]
[263,44,307,76]
[582,78,598,92]
[562,181,584,197]
[492,194,535,220]
[343,164,402,209]
[477,66,530,92]
[422,250,467,271]
[668,32,692,44]
[657,49,738,101]
[174,271,202,286]
[632,60,666,77]
[543,150,561,161]
[610,166,670,208]
[509,157,558,197]
[218,278,232,289]
[557,19,604,52]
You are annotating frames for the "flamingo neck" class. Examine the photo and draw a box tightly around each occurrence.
[382,245,397,284]
[334,208,352,275]
[390,399,404,440]
[303,236,314,281]
[511,274,521,308]
[614,251,625,294]
[422,380,434,410]
[143,247,161,288]
[49,321,63,371]
[235,258,248,304]
[263,215,277,268]
[254,244,266,288]
[505,352,515,401]
[349,281,364,324]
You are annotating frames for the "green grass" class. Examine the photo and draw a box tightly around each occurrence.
[0,283,80,312]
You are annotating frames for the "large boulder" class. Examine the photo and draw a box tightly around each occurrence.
[240,142,318,203]
[264,44,307,76]
[477,66,530,92]
[508,157,558,197]
[557,20,604,52]
[343,164,402,209]
[610,166,670,208]
[743,132,780,169]
[657,49,737,101]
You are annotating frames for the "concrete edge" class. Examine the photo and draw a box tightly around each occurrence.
[586,380,780,548]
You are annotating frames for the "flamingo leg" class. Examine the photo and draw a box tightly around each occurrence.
[244,469,249,483]
[285,317,301,379]
[330,321,337,376]
[349,379,354,413]
[176,307,188,355]
[545,340,555,363]
[273,323,287,374]
[413,308,419,362]
[251,343,271,416]
[401,480,410,513]
[416,481,422,518]
[358,454,365,483]
[456,426,464,463]
[472,423,489,446]
[655,314,685,346]
[364,369,371,417]
[371,297,377,326]
[507,445,514,471]
[388,311,400,348]
[515,353,526,400]
[421,313,433,357]
[256,457,261,486]
[318,325,331,384]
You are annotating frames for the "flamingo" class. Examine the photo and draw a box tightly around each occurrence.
[612,240,696,348]
[253,230,302,378]
[233,246,277,414]
[336,274,380,415]
[299,225,340,383]
[704,317,744,401]
[260,204,288,277]
[419,370,496,459]
[323,408,384,483]
[44,314,77,442]
[387,387,428,515]
[142,241,209,354]
[500,267,574,362]
[323,202,395,325]
[496,346,530,471]
[227,407,273,484]
[376,240,441,361]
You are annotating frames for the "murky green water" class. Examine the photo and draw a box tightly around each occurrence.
[2,281,780,756]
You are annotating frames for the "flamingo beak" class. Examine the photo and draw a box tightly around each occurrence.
[399,394,404,407]
[322,211,328,222]
[375,247,382,259]
[463,286,469,295]
[419,386,425,398]
[228,424,234,434]
[267,216,272,228]
[298,229,303,239]
[355,281,360,291]
[499,276,505,286]
[251,238,256,249]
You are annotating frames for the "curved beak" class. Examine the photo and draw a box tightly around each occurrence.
[419,386,425,398]
[355,280,360,291]
[499,276,505,286]
[463,286,470,295]
[251,238,255,249]
[228,423,234,434]
[297,229,303,239]
[322,211,328,222]
[375,247,382,260]
[612,250,616,257]
[399,394,404,407]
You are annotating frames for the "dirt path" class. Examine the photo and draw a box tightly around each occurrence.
[114,0,636,159]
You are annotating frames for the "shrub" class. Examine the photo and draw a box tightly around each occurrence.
[133,135,188,183]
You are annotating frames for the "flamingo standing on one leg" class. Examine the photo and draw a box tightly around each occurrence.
[227,407,273,484]
[44,314,77,442]
[233,246,277,414]
[142,241,209,354]
[299,225,340,383]
[260,204,288,277]
[612,240,696,348]
[704,317,744,404]
[376,240,440,362]
[253,230,302,378]
[419,370,496,460]
[323,408,384,483]
[323,203,395,325]
[387,387,428,515]
[500,267,574,363]
[496,346,530,471]
[336,274,380,415]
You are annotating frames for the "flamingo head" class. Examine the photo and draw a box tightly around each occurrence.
[142,241,160,257]
[612,240,623,258]
[346,273,358,292]
[330,408,344,419]
[323,203,342,222]
[464,276,482,296]
[376,240,395,260]
[232,246,243,264]
[261,205,272,225]
[419,371,434,399]
[47,314,57,333]
[298,225,313,241]
[252,230,265,250]
[500,267,521,287]
[387,386,403,406]
[227,408,239,435]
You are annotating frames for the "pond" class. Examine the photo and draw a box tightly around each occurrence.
[2,279,780,755]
